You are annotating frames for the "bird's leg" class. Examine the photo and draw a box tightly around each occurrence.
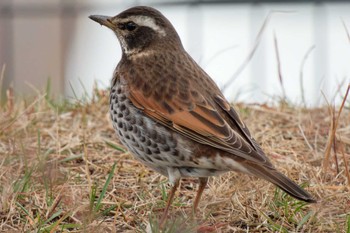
[193,177,208,213]
[159,179,180,228]
[159,167,181,228]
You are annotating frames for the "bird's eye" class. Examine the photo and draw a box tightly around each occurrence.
[125,21,137,31]
[118,21,137,31]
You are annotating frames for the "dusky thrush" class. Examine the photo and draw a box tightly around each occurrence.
[89,6,316,223]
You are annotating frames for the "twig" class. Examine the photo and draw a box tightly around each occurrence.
[0,94,47,132]
[222,11,294,93]
[273,31,286,101]
[203,45,238,68]
[323,84,350,171]
[0,64,6,106]
[299,45,315,107]
[298,124,314,152]
[339,142,350,186]
[331,105,340,174]
[342,19,350,43]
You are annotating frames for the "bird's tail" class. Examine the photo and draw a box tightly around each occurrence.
[246,163,316,203]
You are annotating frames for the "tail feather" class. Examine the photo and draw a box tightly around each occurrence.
[246,163,316,203]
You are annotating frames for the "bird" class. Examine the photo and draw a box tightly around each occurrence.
[89,6,316,225]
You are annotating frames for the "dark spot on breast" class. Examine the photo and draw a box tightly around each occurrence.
[162,144,170,152]
[146,148,152,155]
[151,143,157,148]
[152,148,160,154]
[171,150,179,157]
[117,113,123,118]
[120,104,126,111]
[128,117,136,124]
[124,115,133,122]
[117,122,123,128]
[149,130,157,140]
[119,95,126,101]
[157,136,166,145]
[124,108,130,116]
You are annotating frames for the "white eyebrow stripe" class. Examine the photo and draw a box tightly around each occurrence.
[128,15,166,36]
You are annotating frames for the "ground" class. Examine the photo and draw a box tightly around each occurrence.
[0,87,349,232]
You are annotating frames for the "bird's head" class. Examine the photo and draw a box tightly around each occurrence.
[89,6,183,56]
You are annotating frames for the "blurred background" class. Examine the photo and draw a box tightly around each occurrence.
[0,0,349,106]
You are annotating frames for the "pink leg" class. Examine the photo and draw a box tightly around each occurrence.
[193,177,208,213]
[159,180,180,227]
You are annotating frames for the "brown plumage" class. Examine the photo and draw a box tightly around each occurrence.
[89,6,316,224]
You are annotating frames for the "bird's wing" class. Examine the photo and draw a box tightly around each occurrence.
[125,68,273,168]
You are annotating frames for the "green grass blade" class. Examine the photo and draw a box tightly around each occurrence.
[16,202,34,222]
[41,211,72,232]
[44,209,63,224]
[296,211,313,231]
[260,210,288,233]
[37,128,41,157]
[13,167,34,193]
[59,154,83,163]
[105,141,126,153]
[69,81,78,100]
[95,162,117,212]
[89,184,97,212]
[100,204,117,217]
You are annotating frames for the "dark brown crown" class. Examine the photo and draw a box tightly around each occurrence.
[116,6,169,29]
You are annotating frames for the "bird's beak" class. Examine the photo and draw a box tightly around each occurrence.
[89,15,114,30]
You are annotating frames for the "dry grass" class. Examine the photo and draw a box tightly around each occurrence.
[0,85,349,233]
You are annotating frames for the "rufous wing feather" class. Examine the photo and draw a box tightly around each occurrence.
[128,79,273,167]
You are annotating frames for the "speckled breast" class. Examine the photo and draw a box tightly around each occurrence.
[109,79,185,176]
[109,78,230,179]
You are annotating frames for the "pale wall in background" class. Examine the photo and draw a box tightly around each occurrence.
[1,1,350,106]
